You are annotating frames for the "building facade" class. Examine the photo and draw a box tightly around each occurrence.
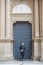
[0,0,43,61]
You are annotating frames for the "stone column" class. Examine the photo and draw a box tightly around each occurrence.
[4,0,13,60]
[40,0,43,61]
[33,0,40,61]
[34,0,39,37]
[0,0,6,60]
[0,0,5,38]
[0,0,1,36]
[6,0,12,38]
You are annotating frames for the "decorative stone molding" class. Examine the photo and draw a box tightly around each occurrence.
[40,37,43,41]
[0,38,14,42]
[33,37,43,42]
[33,38,41,42]
[10,0,33,13]
[11,13,32,24]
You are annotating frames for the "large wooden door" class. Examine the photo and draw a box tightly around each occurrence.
[13,22,32,59]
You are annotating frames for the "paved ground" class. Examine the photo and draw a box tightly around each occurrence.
[0,60,43,65]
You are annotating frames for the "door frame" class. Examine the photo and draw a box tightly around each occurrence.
[11,14,34,59]
[12,21,33,59]
[13,21,32,59]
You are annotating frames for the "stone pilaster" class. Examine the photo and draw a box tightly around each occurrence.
[0,0,1,36]
[40,0,43,61]
[34,0,39,37]
[0,0,6,60]
[6,0,12,38]
[33,0,40,61]
[40,39,43,61]
[33,38,40,61]
[0,0,5,38]
[41,0,43,37]
[4,0,14,60]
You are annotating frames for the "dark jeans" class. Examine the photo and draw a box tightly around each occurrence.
[20,52,24,60]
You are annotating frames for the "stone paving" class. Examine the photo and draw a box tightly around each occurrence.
[0,60,43,65]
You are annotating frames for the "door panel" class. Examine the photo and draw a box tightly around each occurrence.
[13,22,32,59]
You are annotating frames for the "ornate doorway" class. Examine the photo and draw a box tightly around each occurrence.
[13,22,32,59]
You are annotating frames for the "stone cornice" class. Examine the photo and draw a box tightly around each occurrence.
[33,37,41,42]
[40,37,43,41]
[0,38,14,42]
[33,37,43,42]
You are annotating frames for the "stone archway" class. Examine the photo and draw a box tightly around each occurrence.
[11,13,33,60]
[11,0,34,60]
[10,0,41,61]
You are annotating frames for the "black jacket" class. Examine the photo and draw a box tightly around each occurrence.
[19,45,25,52]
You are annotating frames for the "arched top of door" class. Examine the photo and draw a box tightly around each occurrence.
[12,3,32,14]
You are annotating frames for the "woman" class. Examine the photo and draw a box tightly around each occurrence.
[19,43,25,60]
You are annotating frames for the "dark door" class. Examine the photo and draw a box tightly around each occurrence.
[13,22,32,59]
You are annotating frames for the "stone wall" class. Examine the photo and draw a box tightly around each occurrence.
[0,0,43,61]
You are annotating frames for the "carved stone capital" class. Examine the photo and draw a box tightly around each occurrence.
[33,37,41,42]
